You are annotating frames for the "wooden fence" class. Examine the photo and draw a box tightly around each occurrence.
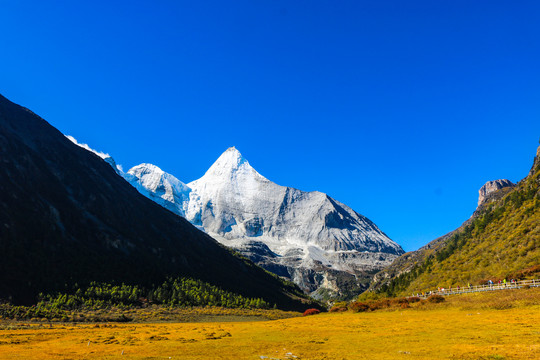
[412,279,540,298]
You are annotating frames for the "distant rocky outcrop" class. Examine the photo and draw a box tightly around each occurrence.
[477,179,515,206]
[530,144,540,177]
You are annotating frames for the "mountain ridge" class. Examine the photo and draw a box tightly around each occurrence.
[146,150,404,299]
[368,144,540,296]
[68,137,403,298]
[133,149,404,298]
[0,93,314,310]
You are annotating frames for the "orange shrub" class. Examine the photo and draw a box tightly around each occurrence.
[349,302,369,313]
[369,299,391,311]
[391,298,409,306]
[303,308,321,316]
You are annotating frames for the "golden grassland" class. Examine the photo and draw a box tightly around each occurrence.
[0,305,301,324]
[1,288,539,360]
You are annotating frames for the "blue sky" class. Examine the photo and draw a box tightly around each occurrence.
[1,1,538,251]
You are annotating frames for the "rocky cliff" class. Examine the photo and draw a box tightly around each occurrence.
[182,147,403,298]
[478,179,515,206]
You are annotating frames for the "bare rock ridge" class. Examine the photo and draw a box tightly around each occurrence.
[478,179,515,206]
[530,144,540,177]
[69,141,404,298]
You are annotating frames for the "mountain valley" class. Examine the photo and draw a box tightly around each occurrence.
[69,139,404,299]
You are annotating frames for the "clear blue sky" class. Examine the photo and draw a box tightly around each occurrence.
[1,1,538,251]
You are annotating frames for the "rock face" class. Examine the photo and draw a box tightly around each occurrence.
[183,148,403,297]
[67,141,404,298]
[529,145,540,177]
[478,179,515,206]
[186,148,400,253]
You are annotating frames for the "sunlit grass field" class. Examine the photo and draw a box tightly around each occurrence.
[1,288,539,360]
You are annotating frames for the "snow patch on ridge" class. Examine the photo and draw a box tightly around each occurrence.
[66,135,123,173]
[66,135,110,159]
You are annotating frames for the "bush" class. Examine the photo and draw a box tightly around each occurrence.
[427,295,445,303]
[408,297,421,303]
[303,308,321,316]
[349,302,370,313]
[329,306,348,313]
[391,298,409,305]
[369,299,391,311]
[400,303,410,309]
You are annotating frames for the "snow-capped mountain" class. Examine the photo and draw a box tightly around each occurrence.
[186,147,401,254]
[182,148,404,297]
[128,164,192,218]
[67,137,404,298]
[66,136,192,217]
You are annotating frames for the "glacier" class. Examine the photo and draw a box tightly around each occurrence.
[67,137,404,298]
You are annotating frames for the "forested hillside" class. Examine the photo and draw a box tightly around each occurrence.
[371,145,540,296]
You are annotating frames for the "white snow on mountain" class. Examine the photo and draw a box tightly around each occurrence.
[65,137,404,297]
[66,135,123,173]
[127,164,191,217]
[66,135,192,218]
[186,147,401,256]
[66,135,110,159]
[179,148,403,295]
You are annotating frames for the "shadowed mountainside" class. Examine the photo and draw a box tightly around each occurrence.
[0,94,315,311]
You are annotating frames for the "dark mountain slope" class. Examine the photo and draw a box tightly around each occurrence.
[369,144,539,296]
[0,94,312,310]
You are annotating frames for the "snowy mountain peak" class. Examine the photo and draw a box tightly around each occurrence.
[129,163,164,178]
[126,163,191,217]
[210,146,248,171]
[128,163,190,196]
[66,138,404,297]
[191,147,269,186]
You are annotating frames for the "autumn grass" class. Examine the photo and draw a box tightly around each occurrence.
[1,288,539,360]
[0,304,301,323]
